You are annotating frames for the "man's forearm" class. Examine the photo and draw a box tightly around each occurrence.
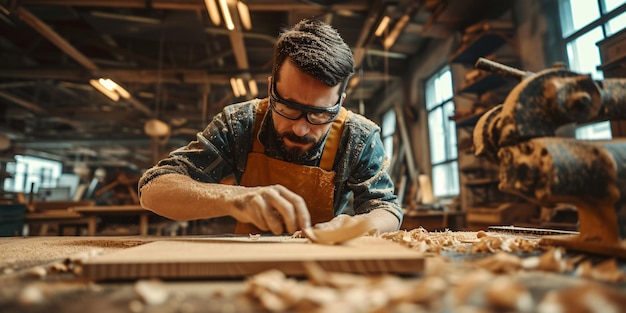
[139,173,237,221]
[139,173,312,233]
[361,208,401,233]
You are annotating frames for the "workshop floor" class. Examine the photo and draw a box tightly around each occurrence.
[1,232,625,313]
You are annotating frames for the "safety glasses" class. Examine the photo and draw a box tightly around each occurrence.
[269,80,342,125]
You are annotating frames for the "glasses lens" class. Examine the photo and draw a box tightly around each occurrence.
[272,101,301,119]
[270,81,339,124]
[308,111,336,124]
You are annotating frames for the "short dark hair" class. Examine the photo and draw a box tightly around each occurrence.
[272,19,354,91]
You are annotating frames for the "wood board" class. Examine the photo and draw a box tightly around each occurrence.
[80,236,425,281]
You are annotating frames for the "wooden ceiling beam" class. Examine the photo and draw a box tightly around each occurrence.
[18,0,369,11]
[15,7,100,72]
[0,69,397,84]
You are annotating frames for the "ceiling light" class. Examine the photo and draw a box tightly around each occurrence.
[90,78,131,101]
[204,0,221,26]
[248,79,258,97]
[374,16,390,37]
[144,119,171,137]
[219,0,235,30]
[383,13,410,49]
[100,78,131,99]
[235,78,246,96]
[230,77,240,97]
[90,79,119,101]
[237,1,252,30]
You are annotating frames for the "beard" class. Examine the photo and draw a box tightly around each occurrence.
[276,131,322,163]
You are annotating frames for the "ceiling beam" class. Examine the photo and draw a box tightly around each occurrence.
[226,1,249,70]
[0,69,397,84]
[352,0,387,68]
[12,6,154,117]
[0,90,87,131]
[18,0,369,11]
[0,90,48,114]
[14,7,99,72]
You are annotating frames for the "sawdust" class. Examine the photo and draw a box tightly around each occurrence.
[0,237,149,273]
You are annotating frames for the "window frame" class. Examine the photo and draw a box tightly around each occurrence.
[425,66,459,199]
[559,0,625,140]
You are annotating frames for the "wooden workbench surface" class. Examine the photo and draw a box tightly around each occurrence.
[0,233,625,313]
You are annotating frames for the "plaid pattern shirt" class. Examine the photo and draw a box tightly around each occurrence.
[139,98,402,223]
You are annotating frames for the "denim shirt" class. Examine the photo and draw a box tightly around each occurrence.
[139,99,403,223]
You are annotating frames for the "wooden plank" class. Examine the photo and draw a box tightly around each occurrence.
[80,236,425,281]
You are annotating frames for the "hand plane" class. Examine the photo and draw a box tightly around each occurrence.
[472,58,626,257]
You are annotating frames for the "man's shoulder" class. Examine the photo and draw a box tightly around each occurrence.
[343,109,380,134]
[222,99,261,117]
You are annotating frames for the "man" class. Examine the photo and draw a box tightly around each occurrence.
[138,19,402,235]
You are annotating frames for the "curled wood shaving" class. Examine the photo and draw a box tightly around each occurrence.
[521,247,575,273]
[473,252,523,273]
[134,279,170,305]
[484,275,534,312]
[379,227,468,253]
[244,262,448,313]
[575,259,626,283]
[452,270,534,312]
[380,228,540,255]
[537,282,626,313]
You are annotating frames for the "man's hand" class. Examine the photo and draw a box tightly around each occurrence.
[230,184,311,235]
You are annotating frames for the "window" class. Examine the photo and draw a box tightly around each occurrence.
[559,0,625,140]
[381,108,396,161]
[3,155,63,194]
[575,122,613,140]
[425,67,459,198]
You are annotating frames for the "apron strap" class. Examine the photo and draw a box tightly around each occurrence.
[251,100,269,153]
[319,108,349,171]
[251,98,349,171]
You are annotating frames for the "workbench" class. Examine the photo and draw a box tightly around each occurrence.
[69,205,154,236]
[0,233,624,313]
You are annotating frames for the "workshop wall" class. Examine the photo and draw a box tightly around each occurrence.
[514,0,567,72]
[401,0,566,205]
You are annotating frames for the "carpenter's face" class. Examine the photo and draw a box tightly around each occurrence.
[268,59,344,158]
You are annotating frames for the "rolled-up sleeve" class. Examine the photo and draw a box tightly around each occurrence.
[349,130,403,222]
[138,101,256,197]
[333,114,403,224]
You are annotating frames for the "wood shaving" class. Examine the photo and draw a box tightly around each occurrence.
[244,262,448,313]
[537,282,626,313]
[484,275,534,312]
[380,228,540,255]
[134,279,170,305]
[473,252,523,273]
[379,227,469,253]
[575,259,626,283]
[521,247,574,273]
[27,266,47,279]
[244,246,625,313]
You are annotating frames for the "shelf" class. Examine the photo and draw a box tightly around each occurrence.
[451,112,483,127]
[458,140,473,151]
[465,178,499,187]
[460,164,498,174]
[458,72,511,94]
[449,32,512,64]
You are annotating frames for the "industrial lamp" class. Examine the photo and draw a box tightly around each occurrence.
[89,78,131,102]
[204,0,251,30]
[230,76,257,98]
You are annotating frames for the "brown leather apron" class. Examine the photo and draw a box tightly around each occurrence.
[234,99,349,234]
